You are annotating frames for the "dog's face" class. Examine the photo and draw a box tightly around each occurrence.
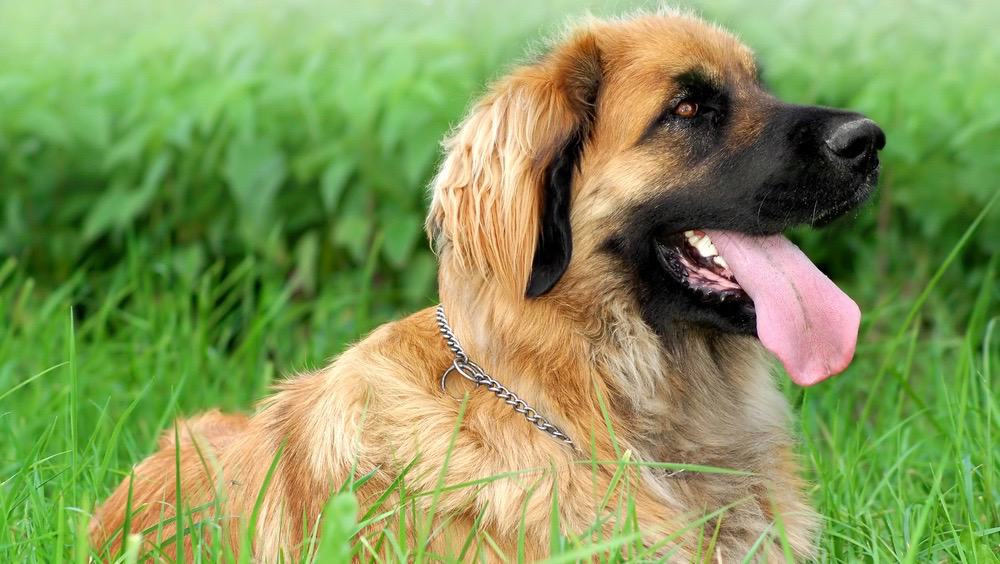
[430,13,883,373]
[572,16,885,338]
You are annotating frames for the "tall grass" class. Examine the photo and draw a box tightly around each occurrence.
[0,0,997,561]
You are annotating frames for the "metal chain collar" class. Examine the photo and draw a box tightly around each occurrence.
[435,305,574,448]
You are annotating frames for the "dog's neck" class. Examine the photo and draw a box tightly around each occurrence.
[438,276,784,468]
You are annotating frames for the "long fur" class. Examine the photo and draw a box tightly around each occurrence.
[91,12,819,562]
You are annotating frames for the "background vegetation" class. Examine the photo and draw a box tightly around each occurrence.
[0,0,997,561]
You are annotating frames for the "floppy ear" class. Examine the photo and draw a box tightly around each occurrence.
[525,126,585,297]
[428,31,601,299]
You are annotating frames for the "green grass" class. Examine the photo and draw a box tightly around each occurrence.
[0,213,997,561]
[0,0,998,561]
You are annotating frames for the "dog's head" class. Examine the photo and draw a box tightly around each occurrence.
[428,12,884,385]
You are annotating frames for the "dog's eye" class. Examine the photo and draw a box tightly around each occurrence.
[673,99,699,118]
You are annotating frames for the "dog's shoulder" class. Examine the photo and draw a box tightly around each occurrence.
[270,306,444,395]
[333,306,448,390]
[257,307,450,468]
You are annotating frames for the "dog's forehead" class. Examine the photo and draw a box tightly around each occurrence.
[584,16,757,150]
[603,15,756,84]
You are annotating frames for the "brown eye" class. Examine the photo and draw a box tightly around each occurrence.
[673,99,699,118]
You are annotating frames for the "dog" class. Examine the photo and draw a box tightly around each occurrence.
[91,10,884,561]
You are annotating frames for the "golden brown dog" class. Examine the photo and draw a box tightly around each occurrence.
[91,10,884,561]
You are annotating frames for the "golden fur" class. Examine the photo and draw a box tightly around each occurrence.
[92,11,820,561]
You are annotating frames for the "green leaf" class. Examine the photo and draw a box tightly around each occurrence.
[102,124,153,172]
[83,154,171,242]
[320,160,353,213]
[170,244,205,286]
[291,231,319,296]
[332,216,371,264]
[315,492,359,563]
[18,107,72,146]
[380,212,421,268]
[223,137,286,231]
[402,252,436,303]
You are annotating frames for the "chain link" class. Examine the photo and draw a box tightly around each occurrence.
[435,305,574,448]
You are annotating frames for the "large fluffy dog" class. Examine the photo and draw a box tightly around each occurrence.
[91,11,884,561]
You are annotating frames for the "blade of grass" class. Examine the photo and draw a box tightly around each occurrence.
[238,442,286,564]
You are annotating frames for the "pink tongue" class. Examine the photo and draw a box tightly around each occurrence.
[706,231,860,386]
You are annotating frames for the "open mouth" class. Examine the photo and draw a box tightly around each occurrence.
[654,228,862,387]
[655,230,750,307]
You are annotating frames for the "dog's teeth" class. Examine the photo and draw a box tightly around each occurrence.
[694,236,717,257]
[683,230,695,238]
[714,255,729,269]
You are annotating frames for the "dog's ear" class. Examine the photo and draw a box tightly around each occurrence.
[428,31,601,299]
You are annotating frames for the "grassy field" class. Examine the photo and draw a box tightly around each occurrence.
[0,0,998,561]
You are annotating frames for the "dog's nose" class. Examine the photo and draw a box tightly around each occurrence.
[824,118,885,163]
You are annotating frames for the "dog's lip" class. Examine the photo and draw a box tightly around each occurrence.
[810,175,879,226]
